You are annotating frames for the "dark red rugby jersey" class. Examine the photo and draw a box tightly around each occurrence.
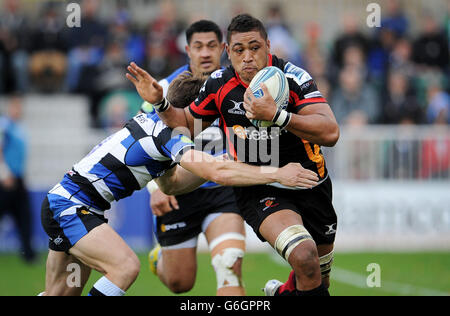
[189,54,328,179]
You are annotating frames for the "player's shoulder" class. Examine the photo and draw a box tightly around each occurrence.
[283,62,314,88]
[126,112,169,139]
[272,54,313,87]
[204,66,234,89]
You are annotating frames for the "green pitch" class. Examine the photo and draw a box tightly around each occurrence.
[0,251,448,296]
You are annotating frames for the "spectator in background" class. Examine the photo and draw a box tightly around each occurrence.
[65,0,108,92]
[426,75,450,124]
[145,0,185,79]
[367,26,398,86]
[0,96,36,263]
[108,4,145,65]
[380,70,424,124]
[96,38,130,94]
[99,94,130,133]
[0,0,30,93]
[331,65,380,126]
[265,4,303,67]
[28,1,68,92]
[330,14,369,74]
[388,36,416,78]
[413,11,449,71]
[65,0,108,127]
[381,0,409,38]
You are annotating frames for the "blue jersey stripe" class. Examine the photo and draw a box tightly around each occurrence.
[60,175,104,210]
[89,163,126,201]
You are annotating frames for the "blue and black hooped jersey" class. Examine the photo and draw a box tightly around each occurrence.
[49,113,195,213]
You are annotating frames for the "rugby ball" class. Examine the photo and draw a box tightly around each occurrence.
[248,66,289,127]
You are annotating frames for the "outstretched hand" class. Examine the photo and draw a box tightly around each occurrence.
[126,62,164,104]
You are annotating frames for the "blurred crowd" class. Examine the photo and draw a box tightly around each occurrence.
[0,0,448,129]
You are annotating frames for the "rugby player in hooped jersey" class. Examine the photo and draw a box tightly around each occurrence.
[127,14,340,296]
[39,72,319,296]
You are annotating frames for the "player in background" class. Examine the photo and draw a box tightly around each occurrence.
[142,20,248,296]
[127,14,339,296]
[40,73,319,296]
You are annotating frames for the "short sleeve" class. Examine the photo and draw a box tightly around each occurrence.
[156,127,195,163]
[189,71,222,121]
[284,62,328,113]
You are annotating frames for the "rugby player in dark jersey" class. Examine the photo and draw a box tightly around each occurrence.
[128,14,339,296]
[143,20,250,296]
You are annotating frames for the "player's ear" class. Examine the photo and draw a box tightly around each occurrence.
[220,42,225,54]
[185,44,191,59]
[266,39,271,51]
[225,44,231,60]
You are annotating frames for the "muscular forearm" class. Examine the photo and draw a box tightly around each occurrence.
[285,104,339,147]
[212,161,279,187]
[180,150,279,187]
[155,165,207,196]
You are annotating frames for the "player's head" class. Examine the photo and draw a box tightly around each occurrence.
[185,20,225,76]
[166,71,208,109]
[226,14,271,85]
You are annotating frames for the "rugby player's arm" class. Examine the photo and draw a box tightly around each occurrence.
[178,149,319,189]
[285,103,340,147]
[154,164,207,196]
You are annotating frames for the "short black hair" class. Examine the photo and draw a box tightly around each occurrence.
[186,20,223,44]
[226,14,268,43]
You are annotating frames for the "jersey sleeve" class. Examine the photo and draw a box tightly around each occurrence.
[284,62,328,113]
[188,73,222,122]
[155,127,195,164]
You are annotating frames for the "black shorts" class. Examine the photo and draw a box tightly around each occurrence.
[155,186,240,247]
[233,177,337,245]
[41,196,108,253]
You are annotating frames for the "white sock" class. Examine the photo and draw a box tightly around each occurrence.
[91,276,125,296]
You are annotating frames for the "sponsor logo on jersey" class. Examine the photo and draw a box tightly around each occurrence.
[80,209,91,215]
[161,222,187,232]
[232,125,285,140]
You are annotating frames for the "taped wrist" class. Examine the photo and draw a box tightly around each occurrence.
[272,108,292,129]
[146,180,159,194]
[153,98,170,113]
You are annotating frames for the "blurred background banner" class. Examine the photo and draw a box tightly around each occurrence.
[0,0,449,254]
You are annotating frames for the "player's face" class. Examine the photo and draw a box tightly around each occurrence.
[227,31,270,85]
[186,32,224,76]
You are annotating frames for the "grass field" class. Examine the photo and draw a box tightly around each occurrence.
[0,251,448,296]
